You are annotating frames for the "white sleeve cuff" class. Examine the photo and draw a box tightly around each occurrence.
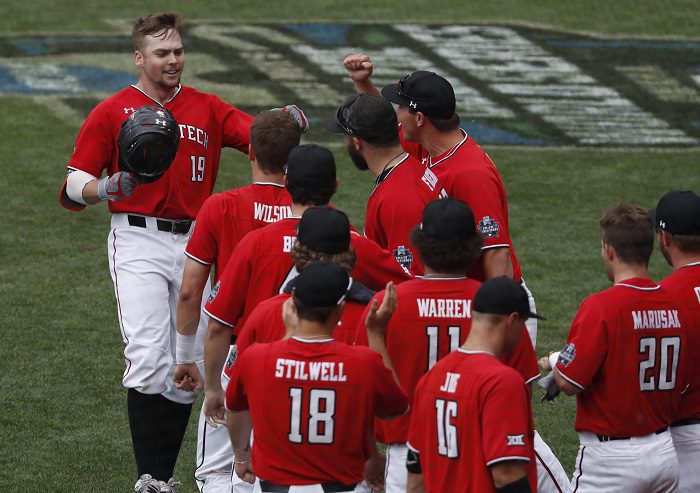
[65,168,97,205]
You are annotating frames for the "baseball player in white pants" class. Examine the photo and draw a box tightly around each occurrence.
[109,214,209,403]
[194,348,253,493]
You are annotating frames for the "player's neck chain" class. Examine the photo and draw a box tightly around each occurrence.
[375,152,407,185]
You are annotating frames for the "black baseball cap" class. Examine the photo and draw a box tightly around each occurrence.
[293,261,351,307]
[420,198,477,242]
[286,144,336,189]
[650,190,700,235]
[381,71,456,119]
[297,206,351,254]
[325,93,398,140]
[473,276,543,320]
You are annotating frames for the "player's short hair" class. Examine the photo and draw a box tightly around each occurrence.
[286,182,335,206]
[668,234,700,253]
[291,243,357,273]
[410,225,483,273]
[426,112,461,132]
[132,12,184,51]
[600,203,654,266]
[292,296,339,324]
[251,111,302,174]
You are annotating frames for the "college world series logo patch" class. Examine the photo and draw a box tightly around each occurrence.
[558,343,576,367]
[393,245,414,270]
[478,216,500,238]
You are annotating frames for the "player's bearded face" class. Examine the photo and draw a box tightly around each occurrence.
[345,142,369,171]
[137,30,185,91]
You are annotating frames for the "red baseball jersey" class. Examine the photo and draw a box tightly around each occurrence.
[364,154,444,275]
[229,288,369,378]
[400,130,522,282]
[185,183,292,281]
[660,262,700,422]
[225,337,408,485]
[60,85,252,218]
[556,277,692,436]
[407,350,536,493]
[355,277,539,445]
[204,217,411,331]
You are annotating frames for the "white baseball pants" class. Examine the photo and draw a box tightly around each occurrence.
[108,213,209,404]
[671,423,700,493]
[570,430,679,492]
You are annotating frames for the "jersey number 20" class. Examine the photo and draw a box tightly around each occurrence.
[638,336,680,391]
[288,388,336,444]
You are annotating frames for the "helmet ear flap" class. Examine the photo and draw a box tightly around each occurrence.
[118,105,180,182]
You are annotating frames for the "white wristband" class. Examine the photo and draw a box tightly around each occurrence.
[176,333,197,364]
[549,351,561,370]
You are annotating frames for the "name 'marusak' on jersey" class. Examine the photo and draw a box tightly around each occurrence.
[556,277,692,437]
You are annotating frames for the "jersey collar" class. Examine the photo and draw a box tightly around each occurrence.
[428,129,468,169]
[416,275,468,281]
[679,261,700,268]
[130,84,182,105]
[291,336,334,344]
[614,277,661,291]
[374,153,409,187]
[456,348,495,357]
[252,182,285,188]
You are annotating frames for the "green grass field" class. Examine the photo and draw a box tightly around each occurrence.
[1,1,700,491]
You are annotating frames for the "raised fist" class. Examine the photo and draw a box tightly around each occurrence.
[343,53,373,83]
[97,171,140,201]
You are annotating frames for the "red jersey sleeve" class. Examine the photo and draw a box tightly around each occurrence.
[452,165,510,250]
[185,195,220,265]
[350,233,413,290]
[370,351,409,419]
[502,327,540,385]
[481,369,532,466]
[68,100,118,177]
[225,349,250,412]
[203,233,256,328]
[556,296,608,391]
[216,96,253,153]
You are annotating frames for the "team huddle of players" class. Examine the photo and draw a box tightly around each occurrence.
[59,11,700,493]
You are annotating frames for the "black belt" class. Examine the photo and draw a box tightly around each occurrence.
[127,214,192,235]
[259,480,357,492]
[671,418,700,428]
[596,426,668,442]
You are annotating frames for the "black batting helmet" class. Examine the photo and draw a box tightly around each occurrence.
[118,105,180,183]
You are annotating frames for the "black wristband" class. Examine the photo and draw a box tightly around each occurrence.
[406,448,422,474]
[496,476,531,493]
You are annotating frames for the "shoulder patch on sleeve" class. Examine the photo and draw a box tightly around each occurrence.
[478,216,500,238]
[558,343,576,367]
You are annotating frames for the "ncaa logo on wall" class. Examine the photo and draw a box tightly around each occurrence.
[1,20,700,147]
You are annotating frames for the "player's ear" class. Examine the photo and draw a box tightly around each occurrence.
[134,50,144,69]
[248,143,256,162]
[352,136,361,151]
[602,242,615,262]
[333,177,339,193]
[658,230,671,249]
[414,111,426,128]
